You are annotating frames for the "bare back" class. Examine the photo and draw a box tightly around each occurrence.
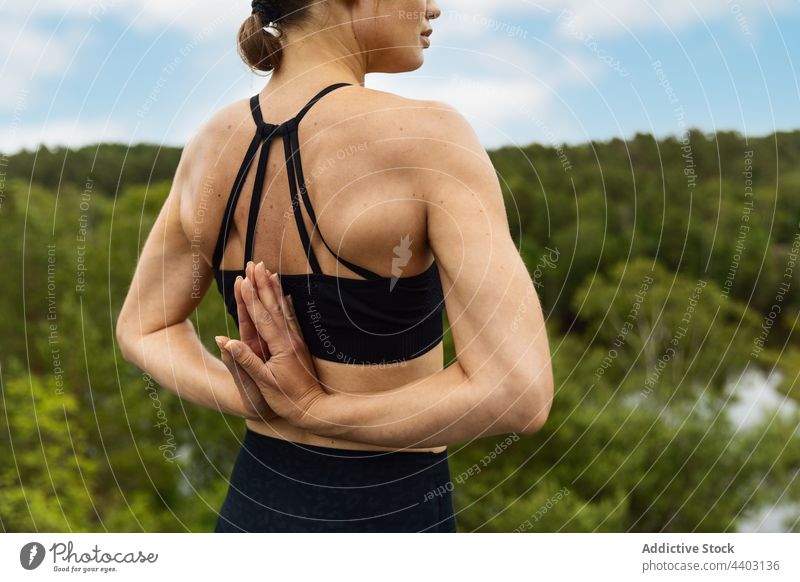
[181,83,446,452]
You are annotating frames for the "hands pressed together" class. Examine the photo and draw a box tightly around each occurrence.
[214,261,330,429]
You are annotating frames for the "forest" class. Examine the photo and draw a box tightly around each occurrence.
[1,128,798,532]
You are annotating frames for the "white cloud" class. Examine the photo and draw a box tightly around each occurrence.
[371,73,550,126]
[2,0,796,151]
[0,19,84,111]
[434,0,796,42]
[6,0,795,45]
[367,41,607,147]
[541,0,796,39]
[367,73,550,148]
[2,0,242,35]
[434,0,539,41]
[0,0,240,116]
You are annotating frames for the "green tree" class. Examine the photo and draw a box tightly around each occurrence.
[0,373,98,531]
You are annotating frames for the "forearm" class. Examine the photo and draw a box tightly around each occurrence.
[119,320,253,419]
[307,362,543,448]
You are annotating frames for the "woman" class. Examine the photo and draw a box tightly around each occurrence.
[116,0,554,533]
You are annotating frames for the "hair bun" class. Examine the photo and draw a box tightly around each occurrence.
[251,0,280,22]
[240,0,311,74]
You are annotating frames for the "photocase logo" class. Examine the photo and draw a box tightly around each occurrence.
[20,542,46,570]
[390,235,413,291]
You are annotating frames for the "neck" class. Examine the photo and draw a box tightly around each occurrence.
[268,20,368,91]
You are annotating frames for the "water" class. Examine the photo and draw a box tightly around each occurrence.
[725,368,799,532]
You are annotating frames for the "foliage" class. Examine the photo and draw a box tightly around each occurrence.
[1,130,798,532]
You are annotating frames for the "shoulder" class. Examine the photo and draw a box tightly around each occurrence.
[330,86,489,175]
[183,98,253,166]
[174,98,254,203]
[336,86,478,142]
[341,88,493,199]
[168,98,258,245]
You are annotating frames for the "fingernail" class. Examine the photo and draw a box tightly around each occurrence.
[214,336,225,347]
[270,273,279,286]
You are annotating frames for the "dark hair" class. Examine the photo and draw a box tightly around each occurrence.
[238,1,315,74]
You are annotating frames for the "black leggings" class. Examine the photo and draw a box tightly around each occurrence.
[214,428,457,533]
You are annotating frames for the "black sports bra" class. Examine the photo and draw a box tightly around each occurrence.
[212,83,445,365]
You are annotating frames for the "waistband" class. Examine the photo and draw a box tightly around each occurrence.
[242,428,448,465]
[235,428,451,489]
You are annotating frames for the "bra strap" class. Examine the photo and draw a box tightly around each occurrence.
[284,131,323,274]
[215,82,355,273]
[243,125,283,266]
[213,94,272,270]
[288,127,382,280]
[249,93,265,127]
[212,131,262,270]
[294,82,352,125]
[242,85,352,269]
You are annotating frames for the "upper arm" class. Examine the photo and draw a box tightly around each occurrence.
[412,101,554,414]
[116,135,214,344]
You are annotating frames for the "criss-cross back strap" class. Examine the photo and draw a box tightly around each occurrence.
[213,81,383,279]
[294,82,352,125]
[287,126,382,280]
[211,97,264,271]
[213,85,346,270]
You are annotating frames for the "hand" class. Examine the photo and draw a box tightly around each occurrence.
[220,261,330,429]
[215,262,278,421]
[215,333,279,422]
[234,262,271,361]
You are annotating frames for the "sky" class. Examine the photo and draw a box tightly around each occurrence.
[1,0,799,153]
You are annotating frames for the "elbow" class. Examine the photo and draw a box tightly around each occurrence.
[502,365,554,435]
[115,312,136,364]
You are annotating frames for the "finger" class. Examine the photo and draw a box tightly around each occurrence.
[234,275,246,322]
[253,261,282,316]
[245,261,262,310]
[268,274,293,329]
[246,260,255,284]
[233,277,254,341]
[217,338,266,410]
[234,276,255,334]
[218,335,245,377]
[230,357,263,409]
[241,276,287,352]
[283,294,303,337]
[218,335,250,386]
[250,263,300,356]
[283,295,301,333]
[257,263,295,337]
[247,263,283,327]
[218,336,259,395]
[235,275,270,360]
[225,338,277,387]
